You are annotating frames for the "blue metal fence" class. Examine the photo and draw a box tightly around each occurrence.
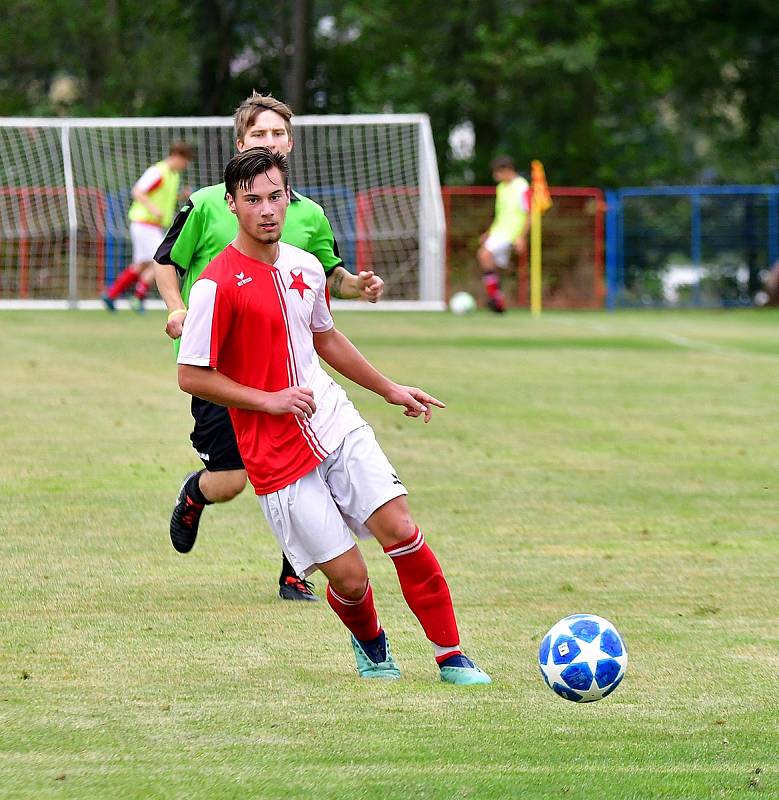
[605,185,779,309]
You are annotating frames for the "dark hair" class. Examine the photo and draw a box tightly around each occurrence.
[169,140,194,159]
[223,146,289,198]
[490,155,515,172]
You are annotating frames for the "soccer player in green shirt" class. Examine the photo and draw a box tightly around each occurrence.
[477,155,530,313]
[154,93,384,601]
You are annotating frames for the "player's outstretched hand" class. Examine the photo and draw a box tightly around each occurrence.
[384,384,445,423]
[357,270,384,303]
[265,386,316,419]
[165,311,187,340]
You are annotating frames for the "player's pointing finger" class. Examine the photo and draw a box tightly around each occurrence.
[422,393,445,409]
[411,388,445,410]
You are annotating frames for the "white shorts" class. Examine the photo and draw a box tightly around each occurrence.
[130,222,165,264]
[258,425,408,578]
[483,234,513,268]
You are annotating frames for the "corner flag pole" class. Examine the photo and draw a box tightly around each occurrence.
[530,160,552,317]
[530,197,542,316]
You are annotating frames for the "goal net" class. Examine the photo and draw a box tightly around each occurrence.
[0,115,445,309]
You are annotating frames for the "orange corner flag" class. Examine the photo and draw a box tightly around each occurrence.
[531,159,553,214]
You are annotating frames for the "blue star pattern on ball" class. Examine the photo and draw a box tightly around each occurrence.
[538,613,628,702]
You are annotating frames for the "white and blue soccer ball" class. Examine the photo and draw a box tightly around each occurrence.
[448,291,477,315]
[538,613,627,702]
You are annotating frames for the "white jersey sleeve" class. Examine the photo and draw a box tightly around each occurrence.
[311,277,334,333]
[134,165,164,194]
[516,177,530,213]
[177,278,218,367]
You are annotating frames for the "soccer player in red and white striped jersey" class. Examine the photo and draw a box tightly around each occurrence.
[177,147,490,685]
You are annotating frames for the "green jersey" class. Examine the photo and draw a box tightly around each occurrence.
[155,181,344,307]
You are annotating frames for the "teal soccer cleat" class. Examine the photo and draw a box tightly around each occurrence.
[439,654,492,686]
[351,634,401,680]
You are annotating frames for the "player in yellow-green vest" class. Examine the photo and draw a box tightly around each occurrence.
[477,155,530,313]
[101,141,193,312]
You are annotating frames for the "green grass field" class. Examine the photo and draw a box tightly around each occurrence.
[1,308,778,799]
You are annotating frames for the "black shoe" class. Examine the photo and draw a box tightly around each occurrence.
[279,576,319,602]
[487,297,506,313]
[170,472,205,553]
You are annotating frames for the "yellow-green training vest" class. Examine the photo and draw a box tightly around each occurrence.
[128,160,180,228]
[489,176,529,242]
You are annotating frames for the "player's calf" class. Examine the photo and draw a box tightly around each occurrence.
[384,527,491,685]
[198,468,248,502]
[326,581,401,678]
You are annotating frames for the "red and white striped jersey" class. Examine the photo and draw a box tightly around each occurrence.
[177,242,366,494]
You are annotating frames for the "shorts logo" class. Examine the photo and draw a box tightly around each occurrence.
[235,271,253,287]
[197,451,210,461]
[391,472,403,486]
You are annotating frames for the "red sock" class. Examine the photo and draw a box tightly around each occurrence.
[107,266,140,299]
[134,279,151,300]
[482,270,501,300]
[326,582,381,642]
[482,271,506,309]
[384,528,460,653]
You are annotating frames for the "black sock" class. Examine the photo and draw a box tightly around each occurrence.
[279,552,297,584]
[186,470,213,505]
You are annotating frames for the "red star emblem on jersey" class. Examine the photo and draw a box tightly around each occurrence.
[289,270,311,298]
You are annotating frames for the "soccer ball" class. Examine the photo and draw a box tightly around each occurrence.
[448,291,477,315]
[538,613,628,702]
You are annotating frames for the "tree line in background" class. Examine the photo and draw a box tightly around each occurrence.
[2,0,778,187]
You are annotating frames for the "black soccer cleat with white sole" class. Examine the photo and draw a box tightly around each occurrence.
[170,472,206,553]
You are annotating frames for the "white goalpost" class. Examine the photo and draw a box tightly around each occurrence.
[0,115,446,310]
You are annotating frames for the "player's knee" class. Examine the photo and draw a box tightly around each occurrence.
[368,497,417,544]
[328,551,368,600]
[477,249,493,271]
[329,571,369,600]
[381,519,417,546]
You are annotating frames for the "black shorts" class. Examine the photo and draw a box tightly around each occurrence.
[189,397,245,471]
